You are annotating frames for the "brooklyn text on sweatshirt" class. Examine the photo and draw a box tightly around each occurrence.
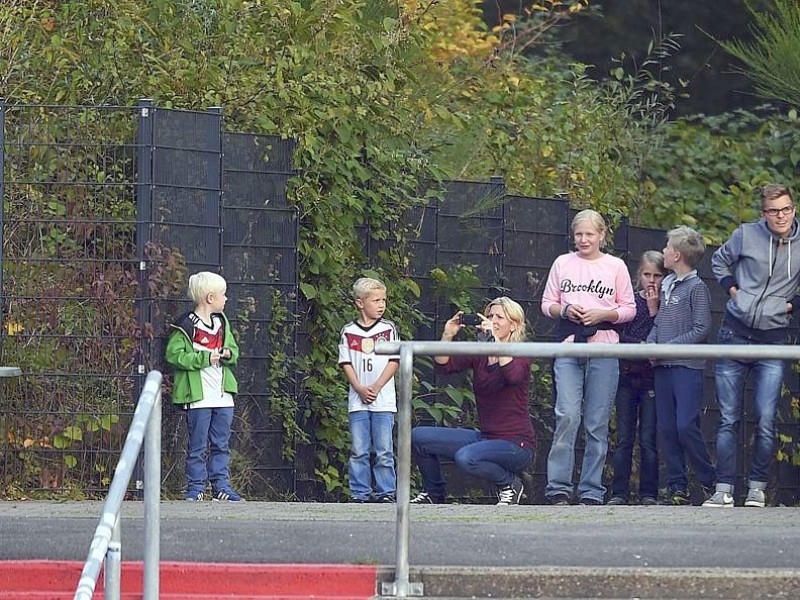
[559,278,615,298]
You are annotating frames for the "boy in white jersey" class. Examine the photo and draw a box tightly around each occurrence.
[166,272,241,501]
[338,277,399,502]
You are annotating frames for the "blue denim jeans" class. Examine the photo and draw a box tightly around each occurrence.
[348,410,396,500]
[546,357,619,502]
[714,327,784,491]
[411,426,533,496]
[610,380,658,500]
[185,406,234,494]
[653,366,715,491]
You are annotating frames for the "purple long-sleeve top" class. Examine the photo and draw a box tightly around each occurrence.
[435,355,536,447]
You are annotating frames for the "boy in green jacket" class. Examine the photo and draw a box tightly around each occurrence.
[166,271,241,501]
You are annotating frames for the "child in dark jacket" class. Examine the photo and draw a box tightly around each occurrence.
[608,251,665,506]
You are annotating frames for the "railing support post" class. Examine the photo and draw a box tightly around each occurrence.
[104,516,121,600]
[143,388,162,599]
[382,344,423,597]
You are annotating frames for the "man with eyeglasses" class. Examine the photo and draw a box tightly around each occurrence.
[704,184,800,508]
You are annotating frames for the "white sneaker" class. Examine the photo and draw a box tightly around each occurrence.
[744,488,766,508]
[702,491,734,508]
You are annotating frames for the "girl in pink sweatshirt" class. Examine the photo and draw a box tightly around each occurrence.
[541,209,636,505]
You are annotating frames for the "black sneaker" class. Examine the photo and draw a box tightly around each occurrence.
[410,491,446,504]
[377,495,396,503]
[212,489,242,502]
[701,485,716,504]
[640,496,658,506]
[496,477,525,505]
[579,496,604,506]
[546,493,570,506]
[607,495,627,506]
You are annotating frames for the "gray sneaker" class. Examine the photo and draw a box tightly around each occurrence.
[744,488,766,508]
[702,490,734,508]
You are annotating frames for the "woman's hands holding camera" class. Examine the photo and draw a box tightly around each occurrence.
[441,311,491,341]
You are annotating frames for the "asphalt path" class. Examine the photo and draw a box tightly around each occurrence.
[0,501,797,570]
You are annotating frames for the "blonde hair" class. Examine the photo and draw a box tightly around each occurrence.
[635,250,666,291]
[353,277,386,300]
[485,296,527,343]
[572,209,608,248]
[187,271,227,304]
[667,226,705,268]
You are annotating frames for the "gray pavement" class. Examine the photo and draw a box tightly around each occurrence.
[1,501,799,598]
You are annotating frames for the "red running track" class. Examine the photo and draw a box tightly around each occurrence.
[0,560,380,599]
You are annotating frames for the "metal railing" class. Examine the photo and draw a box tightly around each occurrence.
[375,340,800,597]
[74,370,163,600]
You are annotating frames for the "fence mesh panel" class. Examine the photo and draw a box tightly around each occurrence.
[1,105,141,494]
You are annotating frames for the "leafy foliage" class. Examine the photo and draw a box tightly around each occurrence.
[639,106,800,244]
[719,0,800,109]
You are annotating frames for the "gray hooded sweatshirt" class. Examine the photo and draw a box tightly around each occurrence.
[711,218,800,341]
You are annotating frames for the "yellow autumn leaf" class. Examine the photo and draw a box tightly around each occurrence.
[6,321,23,335]
[23,438,35,449]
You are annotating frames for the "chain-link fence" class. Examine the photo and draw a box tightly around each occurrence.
[0,102,297,498]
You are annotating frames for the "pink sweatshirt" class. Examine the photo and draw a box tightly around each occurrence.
[541,252,636,343]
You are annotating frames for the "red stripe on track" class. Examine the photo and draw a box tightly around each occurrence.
[0,561,378,599]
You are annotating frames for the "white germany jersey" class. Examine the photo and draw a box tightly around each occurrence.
[338,318,399,413]
[190,312,234,409]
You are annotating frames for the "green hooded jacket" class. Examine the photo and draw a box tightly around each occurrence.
[165,311,240,404]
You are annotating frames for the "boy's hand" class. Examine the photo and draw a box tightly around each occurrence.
[210,350,222,367]
[355,383,376,404]
[220,348,231,360]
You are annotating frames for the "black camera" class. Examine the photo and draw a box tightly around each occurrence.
[460,313,483,326]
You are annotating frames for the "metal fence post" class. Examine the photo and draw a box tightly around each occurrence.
[134,98,155,495]
[0,97,5,360]
[207,106,223,273]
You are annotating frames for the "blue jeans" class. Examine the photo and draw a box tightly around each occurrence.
[411,426,533,495]
[546,357,619,502]
[714,327,784,491]
[185,406,234,494]
[653,366,715,491]
[610,381,658,500]
[349,410,396,500]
